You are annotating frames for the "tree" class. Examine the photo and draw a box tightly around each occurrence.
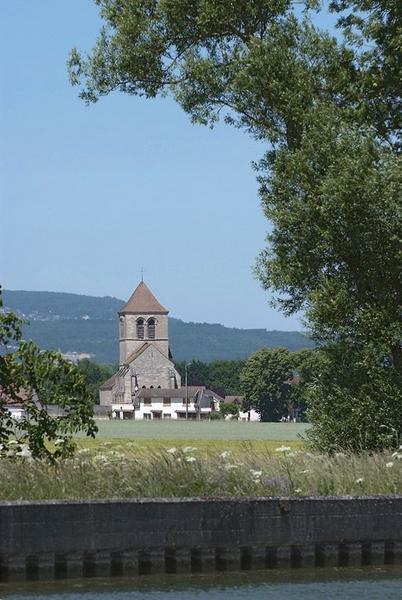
[240,348,293,421]
[68,1,401,448]
[220,402,240,420]
[305,343,402,452]
[0,288,97,459]
[77,358,116,404]
[289,348,324,418]
[175,359,245,396]
[256,108,402,371]
[175,360,210,388]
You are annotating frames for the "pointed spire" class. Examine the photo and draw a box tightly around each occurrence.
[119,281,168,314]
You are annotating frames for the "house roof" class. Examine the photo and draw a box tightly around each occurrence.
[224,395,244,405]
[137,386,206,399]
[0,387,30,405]
[136,387,224,401]
[99,374,116,391]
[119,281,168,315]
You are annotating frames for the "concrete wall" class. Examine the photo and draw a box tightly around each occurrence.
[1,496,402,581]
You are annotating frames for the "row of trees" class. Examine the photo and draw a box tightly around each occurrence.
[68,0,401,451]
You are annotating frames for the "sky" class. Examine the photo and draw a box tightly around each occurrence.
[0,2,336,331]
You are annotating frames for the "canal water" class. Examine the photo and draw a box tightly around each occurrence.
[1,567,402,600]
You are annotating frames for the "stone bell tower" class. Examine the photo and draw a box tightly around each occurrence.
[118,281,169,365]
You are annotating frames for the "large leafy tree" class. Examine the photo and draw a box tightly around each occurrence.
[240,347,293,421]
[0,289,97,459]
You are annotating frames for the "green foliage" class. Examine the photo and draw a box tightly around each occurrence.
[0,289,97,459]
[256,109,401,364]
[240,348,293,421]
[305,344,402,452]
[209,411,223,420]
[176,359,246,395]
[77,359,116,404]
[291,348,324,416]
[220,402,240,419]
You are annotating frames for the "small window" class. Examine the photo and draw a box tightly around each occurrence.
[119,316,125,337]
[163,398,171,406]
[136,318,144,339]
[144,413,151,420]
[143,398,151,406]
[163,413,171,419]
[147,318,156,340]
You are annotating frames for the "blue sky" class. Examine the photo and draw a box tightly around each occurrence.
[1,2,336,330]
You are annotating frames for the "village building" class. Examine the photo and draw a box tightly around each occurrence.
[223,395,259,422]
[99,281,223,419]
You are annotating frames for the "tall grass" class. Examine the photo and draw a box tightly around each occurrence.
[1,443,402,501]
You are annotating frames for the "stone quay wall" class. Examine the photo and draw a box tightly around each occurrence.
[1,496,402,581]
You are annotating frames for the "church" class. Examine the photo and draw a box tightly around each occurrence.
[99,281,223,419]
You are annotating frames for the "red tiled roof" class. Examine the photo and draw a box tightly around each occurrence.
[119,282,168,315]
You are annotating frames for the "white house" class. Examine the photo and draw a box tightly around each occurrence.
[111,386,224,420]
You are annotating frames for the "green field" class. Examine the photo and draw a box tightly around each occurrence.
[76,420,308,451]
[81,420,308,440]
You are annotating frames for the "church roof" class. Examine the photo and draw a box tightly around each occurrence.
[123,342,150,366]
[119,281,168,315]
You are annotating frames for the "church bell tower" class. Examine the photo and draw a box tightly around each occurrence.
[118,281,169,365]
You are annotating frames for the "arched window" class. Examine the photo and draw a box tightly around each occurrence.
[147,318,156,339]
[119,316,125,337]
[136,318,144,339]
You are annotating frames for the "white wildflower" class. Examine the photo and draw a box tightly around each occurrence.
[356,478,364,484]
[183,446,197,453]
[295,488,302,494]
[93,454,108,464]
[392,452,402,459]
[335,452,346,458]
[386,462,394,468]
[185,456,196,463]
[301,469,310,474]
[77,448,91,455]
[224,464,238,470]
[220,451,231,459]
[8,440,18,446]
[250,469,262,477]
[16,444,32,459]
[54,438,65,446]
[167,447,177,454]
[275,446,291,453]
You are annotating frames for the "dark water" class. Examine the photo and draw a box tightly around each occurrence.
[1,568,402,600]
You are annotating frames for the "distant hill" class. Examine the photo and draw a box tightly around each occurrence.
[2,290,313,363]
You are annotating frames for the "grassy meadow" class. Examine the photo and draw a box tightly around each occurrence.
[1,441,402,501]
[1,420,402,501]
